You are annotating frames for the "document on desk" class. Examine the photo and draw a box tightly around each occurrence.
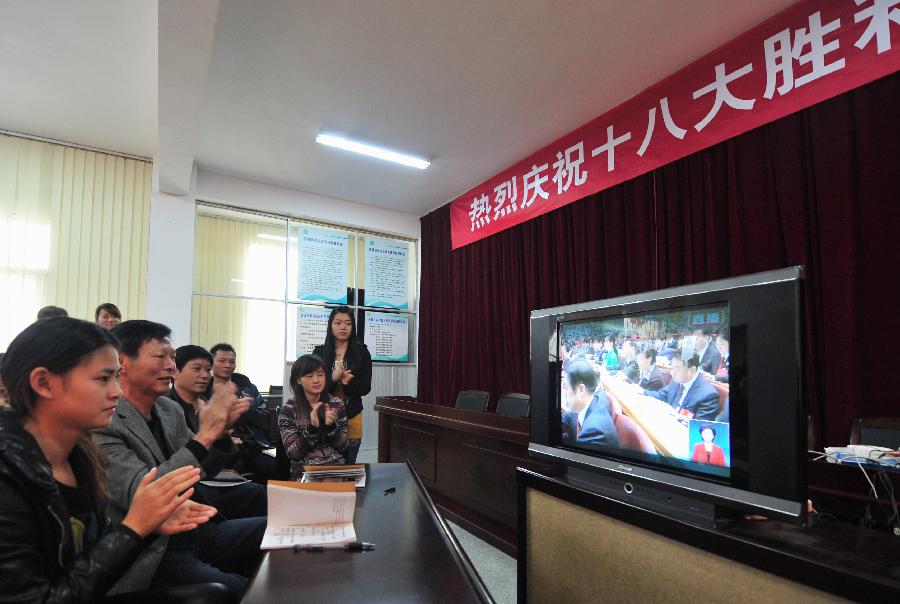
[261,480,357,550]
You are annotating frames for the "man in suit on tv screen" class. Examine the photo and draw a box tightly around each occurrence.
[641,349,720,421]
[562,359,621,449]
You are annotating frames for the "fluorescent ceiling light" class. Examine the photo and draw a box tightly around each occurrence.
[316,132,430,170]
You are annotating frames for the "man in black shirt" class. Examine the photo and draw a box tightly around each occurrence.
[170,345,213,432]
[206,342,278,481]
[170,344,268,519]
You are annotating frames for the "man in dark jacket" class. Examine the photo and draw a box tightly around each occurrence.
[642,350,720,421]
[634,347,665,391]
[204,343,277,480]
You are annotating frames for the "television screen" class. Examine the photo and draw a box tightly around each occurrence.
[558,303,731,479]
[531,267,806,524]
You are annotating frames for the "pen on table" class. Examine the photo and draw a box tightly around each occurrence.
[293,542,375,553]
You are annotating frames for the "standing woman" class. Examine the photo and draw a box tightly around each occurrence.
[279,354,348,479]
[0,318,216,602]
[313,306,372,464]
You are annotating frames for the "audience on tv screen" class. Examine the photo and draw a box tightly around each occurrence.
[559,312,731,470]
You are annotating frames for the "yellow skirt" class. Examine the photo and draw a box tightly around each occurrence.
[348,412,363,440]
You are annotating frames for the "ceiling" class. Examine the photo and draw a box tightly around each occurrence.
[0,0,157,157]
[1,0,798,215]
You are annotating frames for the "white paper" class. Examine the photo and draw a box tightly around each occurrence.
[364,312,409,362]
[364,236,409,309]
[261,523,356,550]
[262,484,357,549]
[297,226,349,303]
[295,306,331,356]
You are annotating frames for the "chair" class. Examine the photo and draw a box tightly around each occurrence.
[849,417,900,450]
[267,385,283,404]
[614,413,656,454]
[495,393,530,417]
[454,390,489,412]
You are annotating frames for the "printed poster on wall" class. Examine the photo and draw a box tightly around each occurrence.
[364,237,408,309]
[295,306,331,357]
[364,312,409,362]
[297,227,349,303]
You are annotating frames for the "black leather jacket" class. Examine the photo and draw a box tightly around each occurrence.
[0,407,145,603]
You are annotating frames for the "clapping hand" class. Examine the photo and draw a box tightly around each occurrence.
[158,500,218,535]
[309,402,337,427]
[122,467,201,538]
[195,382,248,446]
[226,391,251,430]
[340,369,354,386]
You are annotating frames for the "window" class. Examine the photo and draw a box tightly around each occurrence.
[191,202,417,390]
[0,134,150,349]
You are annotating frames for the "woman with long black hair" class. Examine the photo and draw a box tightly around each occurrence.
[313,306,372,464]
[0,318,217,602]
[279,354,348,479]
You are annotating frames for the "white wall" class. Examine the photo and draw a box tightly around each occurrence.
[146,162,197,346]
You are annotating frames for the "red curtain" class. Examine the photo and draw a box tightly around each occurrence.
[418,73,899,446]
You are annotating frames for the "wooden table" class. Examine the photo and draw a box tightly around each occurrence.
[375,396,563,555]
[243,463,492,603]
[600,373,689,457]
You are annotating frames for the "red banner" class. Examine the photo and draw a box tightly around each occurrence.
[450,0,900,249]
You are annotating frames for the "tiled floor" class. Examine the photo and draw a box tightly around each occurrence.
[360,450,517,603]
[448,521,517,604]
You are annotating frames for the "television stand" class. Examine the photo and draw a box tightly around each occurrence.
[566,465,740,528]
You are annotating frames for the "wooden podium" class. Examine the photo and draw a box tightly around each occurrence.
[375,396,562,555]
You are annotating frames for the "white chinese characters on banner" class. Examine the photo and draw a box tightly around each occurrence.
[764,11,846,99]
[591,125,632,171]
[298,227,349,303]
[364,237,409,309]
[854,0,900,54]
[637,98,687,157]
[364,312,409,362]
[492,177,518,219]
[296,307,331,357]
[457,0,899,244]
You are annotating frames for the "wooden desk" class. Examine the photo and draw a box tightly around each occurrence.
[519,468,900,603]
[600,374,688,457]
[808,456,900,528]
[244,463,492,603]
[375,396,562,555]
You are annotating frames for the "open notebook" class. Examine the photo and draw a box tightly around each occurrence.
[261,480,357,550]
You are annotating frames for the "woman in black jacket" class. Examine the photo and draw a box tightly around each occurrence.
[0,318,216,603]
[312,306,372,464]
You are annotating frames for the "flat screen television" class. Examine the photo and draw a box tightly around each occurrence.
[529,267,807,524]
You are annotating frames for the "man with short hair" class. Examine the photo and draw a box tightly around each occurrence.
[562,359,621,449]
[170,344,268,517]
[35,305,67,320]
[206,342,277,480]
[94,321,264,597]
[634,347,665,391]
[171,345,215,433]
[618,340,640,382]
[692,328,721,374]
[641,349,720,421]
